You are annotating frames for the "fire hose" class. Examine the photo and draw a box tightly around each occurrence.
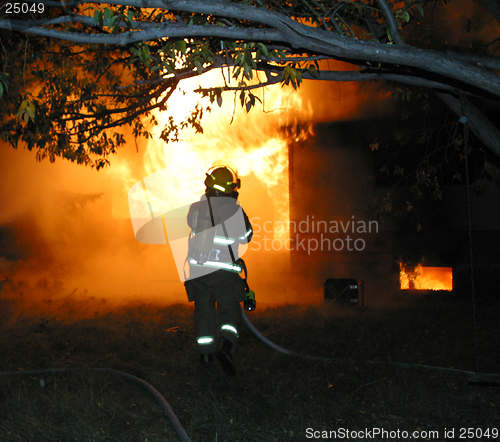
[240,308,477,376]
[0,307,478,442]
[0,367,193,442]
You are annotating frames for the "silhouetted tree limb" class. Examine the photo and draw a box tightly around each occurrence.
[0,0,499,167]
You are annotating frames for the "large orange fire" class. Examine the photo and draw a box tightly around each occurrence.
[1,61,390,311]
[122,70,304,244]
[400,263,453,291]
[120,60,392,229]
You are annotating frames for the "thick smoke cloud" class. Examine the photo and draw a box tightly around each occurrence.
[0,64,392,318]
[0,145,187,318]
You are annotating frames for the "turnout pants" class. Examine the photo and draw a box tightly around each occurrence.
[185,269,246,355]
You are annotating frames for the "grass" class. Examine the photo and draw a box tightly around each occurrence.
[0,290,499,442]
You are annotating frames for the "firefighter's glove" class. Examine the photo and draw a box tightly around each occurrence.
[244,290,256,311]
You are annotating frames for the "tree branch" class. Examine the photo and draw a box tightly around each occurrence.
[436,92,500,158]
[60,86,175,144]
[444,51,500,71]
[2,18,284,45]
[476,0,500,25]
[374,0,405,45]
[3,0,500,98]
[194,76,281,93]
[193,67,460,95]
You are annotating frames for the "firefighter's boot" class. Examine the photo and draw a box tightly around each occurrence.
[216,337,236,376]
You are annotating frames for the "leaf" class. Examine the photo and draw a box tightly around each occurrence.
[26,101,36,121]
[109,16,119,33]
[244,63,253,79]
[258,43,269,56]
[216,94,223,107]
[141,46,150,64]
[387,29,393,43]
[104,8,113,25]
[295,70,303,88]
[93,10,102,26]
[379,164,390,175]
[232,66,241,79]
[175,40,187,54]
[0,72,8,93]
[194,60,203,75]
[308,63,318,77]
[17,100,28,121]
[250,93,262,106]
[394,165,404,176]
[286,66,296,82]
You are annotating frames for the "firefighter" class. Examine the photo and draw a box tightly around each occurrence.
[184,161,253,376]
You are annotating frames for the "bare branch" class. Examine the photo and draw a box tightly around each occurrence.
[437,92,500,158]
[374,0,405,45]
[3,0,499,98]
[444,51,500,71]
[2,18,284,45]
[476,0,500,25]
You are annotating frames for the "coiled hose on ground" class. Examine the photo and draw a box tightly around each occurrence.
[0,307,478,442]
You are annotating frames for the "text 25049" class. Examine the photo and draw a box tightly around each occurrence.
[5,3,45,14]
[459,428,499,439]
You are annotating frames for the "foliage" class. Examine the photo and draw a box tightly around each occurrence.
[0,0,499,169]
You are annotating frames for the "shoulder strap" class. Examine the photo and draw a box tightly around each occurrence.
[208,196,237,264]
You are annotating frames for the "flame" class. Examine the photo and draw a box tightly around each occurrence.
[115,68,318,242]
[0,43,395,314]
[400,263,453,291]
[113,57,391,234]
[93,61,390,304]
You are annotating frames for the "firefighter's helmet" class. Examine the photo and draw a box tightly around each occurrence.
[204,161,241,194]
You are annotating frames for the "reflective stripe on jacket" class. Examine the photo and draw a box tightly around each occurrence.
[187,195,252,272]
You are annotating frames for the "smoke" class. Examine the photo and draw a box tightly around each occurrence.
[0,144,187,319]
[0,60,393,318]
[4,2,493,319]
[426,0,499,49]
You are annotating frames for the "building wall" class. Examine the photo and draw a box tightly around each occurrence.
[289,122,400,305]
[289,121,500,304]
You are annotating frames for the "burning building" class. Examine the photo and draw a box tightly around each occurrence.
[1,65,500,311]
[288,117,500,304]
